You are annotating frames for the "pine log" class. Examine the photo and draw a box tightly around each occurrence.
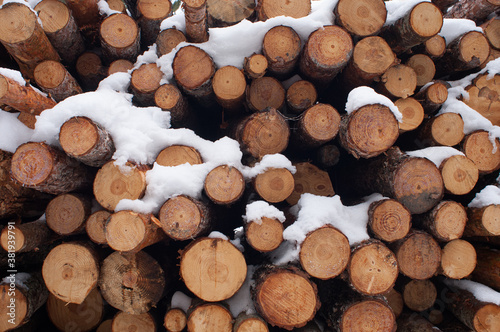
[246,76,285,112]
[245,216,284,252]
[440,239,476,279]
[17,112,37,130]
[204,165,245,204]
[400,278,437,312]
[76,51,107,91]
[377,64,418,99]
[397,312,439,332]
[413,80,449,114]
[97,319,113,332]
[413,200,467,242]
[482,17,500,50]
[59,116,116,167]
[444,0,500,23]
[256,0,311,21]
[243,53,267,79]
[0,2,60,79]
[262,25,301,79]
[235,107,289,158]
[463,73,500,126]
[99,250,165,314]
[439,155,479,195]
[187,302,233,332]
[286,162,335,205]
[391,230,442,280]
[100,13,141,63]
[431,0,458,12]
[206,0,255,27]
[156,28,187,57]
[42,241,100,304]
[462,130,500,174]
[130,63,164,106]
[342,36,396,90]
[213,65,246,110]
[464,205,500,237]
[0,219,54,253]
[112,311,157,332]
[11,142,91,195]
[470,248,500,291]
[107,0,128,13]
[65,0,101,31]
[33,60,83,102]
[384,288,403,318]
[412,34,447,59]
[418,112,464,147]
[164,308,187,332]
[379,2,443,54]
[368,198,412,242]
[93,161,147,211]
[253,167,294,203]
[252,265,320,330]
[180,237,247,302]
[154,84,191,126]
[314,143,340,169]
[158,195,211,240]
[183,0,209,43]
[46,288,104,332]
[299,25,353,84]
[45,193,92,236]
[0,272,49,331]
[156,144,203,166]
[334,0,386,37]
[285,80,317,114]
[86,210,112,245]
[136,0,172,48]
[339,104,399,159]
[233,313,269,332]
[406,54,436,87]
[0,74,56,115]
[34,0,85,65]
[291,103,341,149]
[396,97,425,133]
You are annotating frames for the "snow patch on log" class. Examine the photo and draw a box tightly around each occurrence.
[439,19,483,46]
[243,201,286,225]
[226,265,257,317]
[0,111,34,153]
[98,0,125,17]
[384,0,431,26]
[406,146,464,167]
[171,291,192,313]
[444,279,500,305]
[468,185,500,208]
[345,86,402,121]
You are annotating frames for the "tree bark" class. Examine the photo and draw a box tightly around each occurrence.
[464,204,500,237]
[245,216,284,253]
[461,130,500,174]
[286,161,335,205]
[154,84,191,127]
[246,76,285,112]
[111,311,157,332]
[206,0,255,27]
[45,193,92,236]
[368,198,412,243]
[75,51,107,91]
[413,200,467,242]
[470,248,500,291]
[440,239,476,279]
[439,155,479,195]
[136,0,172,48]
[0,74,56,115]
[406,54,436,87]
[377,64,418,99]
[413,80,449,114]
[396,97,425,133]
[130,63,164,106]
[183,0,209,43]
[0,219,54,253]
[86,210,112,245]
[285,80,317,115]
[213,65,247,110]
[100,13,141,63]
[33,60,83,102]
[256,0,311,21]
[244,53,267,79]
[262,25,301,79]
[156,28,187,57]
[443,0,500,24]
[187,302,233,332]
[253,167,295,203]
[397,312,439,332]
[417,112,464,146]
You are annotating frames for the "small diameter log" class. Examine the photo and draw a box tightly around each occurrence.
[136,0,172,48]
[413,200,467,242]
[204,165,245,205]
[379,2,443,54]
[314,143,340,169]
[108,59,131,75]
[368,198,412,243]
[444,0,500,23]
[0,2,60,79]
[156,28,187,57]
[76,51,107,91]
[107,0,127,13]
[45,193,92,236]
[86,210,112,245]
[213,65,247,110]
[377,64,418,99]
[34,0,85,65]
[339,104,399,159]
[187,302,233,332]
[418,113,464,147]
[180,237,247,302]
[400,279,437,312]
[100,13,141,63]
[112,311,157,332]
[158,195,211,240]
[384,288,403,318]
[440,239,477,279]
[130,63,164,106]
[413,80,449,114]
[413,34,447,59]
[254,167,294,203]
[463,73,500,126]
[262,25,301,79]
[206,0,255,27]
[286,162,335,205]
[246,76,285,112]
[164,308,187,332]
[439,155,479,195]
[252,265,320,330]
[99,250,165,314]
[396,97,425,133]
[233,313,269,332]
[245,217,284,252]
[93,161,147,211]
[342,36,396,89]
[482,17,500,50]
[59,116,116,167]
[183,0,209,43]
[244,53,268,79]
[17,112,37,130]
[397,312,439,332]
[0,219,53,253]
[33,60,83,102]
[470,248,500,291]
[299,25,353,84]
[0,74,56,115]
[334,0,386,37]
[154,84,191,126]
[46,288,104,332]
[11,142,90,195]
[391,230,442,280]
[42,242,99,304]
[286,80,317,114]
[235,107,289,158]
[464,204,500,237]
[299,226,350,280]
[105,211,165,252]
[156,145,203,166]
[462,130,500,174]
[406,54,436,87]
[256,0,311,20]
[0,272,49,331]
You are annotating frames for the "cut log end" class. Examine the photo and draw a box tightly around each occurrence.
[100,13,139,49]
[286,80,318,114]
[379,64,417,99]
[429,112,465,146]
[187,303,233,332]
[246,217,284,252]
[46,194,90,236]
[410,2,443,38]
[0,2,37,44]
[159,195,209,241]
[131,63,164,94]
[105,211,149,252]
[173,45,215,92]
[440,155,479,195]
[396,97,425,132]
[263,25,301,78]
[299,103,340,144]
[34,0,70,34]
[259,0,311,20]
[247,76,285,112]
[254,167,295,203]
[402,279,437,312]
[335,0,387,37]
[33,60,66,89]
[204,165,245,205]
[86,210,112,245]
[156,28,187,57]
[431,200,468,241]
[424,34,447,58]
[11,142,54,187]
[233,314,269,332]
[137,0,172,20]
[441,239,477,279]
[244,53,268,79]
[108,59,134,75]
[340,299,396,332]
[112,312,156,332]
[474,303,500,332]
[463,130,500,174]
[369,199,411,242]
[0,283,28,330]
[286,162,334,205]
[213,65,246,109]
[407,54,436,87]
[156,145,203,167]
[59,116,100,157]
[164,308,187,332]
[459,31,491,66]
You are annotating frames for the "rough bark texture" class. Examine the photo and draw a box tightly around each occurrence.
[136,0,172,48]
[464,205,500,237]
[470,248,500,291]
[0,219,54,253]
[33,60,83,102]
[444,0,500,23]
[76,51,107,91]
[183,0,209,43]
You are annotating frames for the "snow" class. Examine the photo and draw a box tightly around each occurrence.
[240,154,296,179]
[439,19,483,46]
[208,231,229,240]
[170,291,192,312]
[97,0,125,17]
[1,272,31,290]
[406,147,464,167]
[345,86,402,122]
[243,201,286,225]
[384,0,431,26]
[468,185,500,208]
[0,67,48,97]
[444,279,500,305]
[0,111,34,153]
[226,265,257,317]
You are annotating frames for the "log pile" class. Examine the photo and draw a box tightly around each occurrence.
[1,0,500,331]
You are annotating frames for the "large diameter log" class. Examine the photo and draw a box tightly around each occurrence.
[34,0,85,65]
[464,205,500,237]
[286,80,317,114]
[254,167,294,203]
[334,0,386,37]
[286,162,335,205]
[100,13,141,62]
[256,0,311,20]
[262,25,301,79]
[112,311,157,332]
[99,250,165,314]
[368,198,412,242]
[204,165,245,205]
[246,76,285,112]
[213,65,246,110]
[444,0,500,23]
[463,73,500,126]
[42,242,100,304]
[183,0,209,43]
[0,74,56,115]
[187,302,233,332]
[482,17,500,50]
[0,219,54,253]
[440,239,476,279]
[462,130,500,174]
[45,193,92,236]
[59,116,116,168]
[130,63,164,106]
[439,155,479,195]
[377,64,418,99]
[206,0,255,27]
[413,200,467,242]
[180,237,247,302]
[470,248,500,291]
[0,2,60,79]
[156,28,187,57]
[418,112,464,147]
[86,210,112,245]
[136,0,172,48]
[154,84,191,127]
[299,25,353,84]
[252,265,320,330]
[155,144,203,166]
[396,97,425,133]
[413,80,449,114]
[245,217,284,253]
[339,104,399,159]
[11,142,91,195]
[164,308,187,332]
[291,103,340,149]
[34,60,83,102]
